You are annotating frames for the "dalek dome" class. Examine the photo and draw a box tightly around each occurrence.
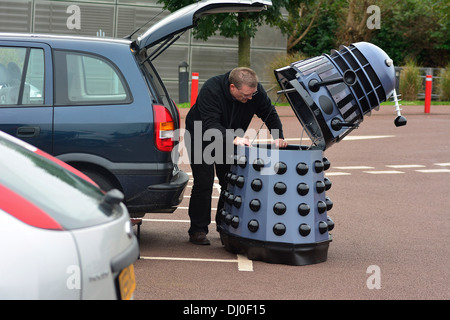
[349,41,396,100]
[275,42,397,151]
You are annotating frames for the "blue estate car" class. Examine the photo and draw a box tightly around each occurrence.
[0,0,271,217]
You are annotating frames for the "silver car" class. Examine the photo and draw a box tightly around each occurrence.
[0,131,139,299]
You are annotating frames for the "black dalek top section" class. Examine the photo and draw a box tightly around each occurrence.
[275,42,402,151]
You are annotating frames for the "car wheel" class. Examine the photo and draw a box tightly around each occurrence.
[80,169,117,192]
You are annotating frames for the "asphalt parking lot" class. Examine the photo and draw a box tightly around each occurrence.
[133,104,449,301]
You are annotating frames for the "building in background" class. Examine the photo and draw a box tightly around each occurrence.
[0,0,287,102]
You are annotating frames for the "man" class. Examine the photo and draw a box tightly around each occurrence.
[185,67,288,245]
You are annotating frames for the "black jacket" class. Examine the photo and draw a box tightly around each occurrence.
[185,71,284,144]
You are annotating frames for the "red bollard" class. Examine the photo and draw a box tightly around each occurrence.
[424,75,432,114]
[190,72,199,107]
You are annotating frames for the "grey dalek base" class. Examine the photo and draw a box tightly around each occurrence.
[217,42,406,265]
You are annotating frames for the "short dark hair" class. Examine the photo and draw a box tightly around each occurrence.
[229,67,259,89]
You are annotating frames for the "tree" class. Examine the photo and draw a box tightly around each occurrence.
[335,0,372,44]
[285,0,449,67]
[265,0,326,53]
[370,0,449,67]
[158,0,449,67]
[158,0,268,67]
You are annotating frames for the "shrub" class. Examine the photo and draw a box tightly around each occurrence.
[266,52,308,102]
[439,64,450,101]
[399,59,422,100]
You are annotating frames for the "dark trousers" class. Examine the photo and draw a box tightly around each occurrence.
[188,162,230,235]
[185,129,231,235]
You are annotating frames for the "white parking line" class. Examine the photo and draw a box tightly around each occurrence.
[333,166,374,170]
[184,195,220,199]
[325,172,352,176]
[142,218,191,223]
[386,164,425,169]
[140,256,236,263]
[142,218,215,223]
[237,254,253,272]
[173,207,216,211]
[139,219,253,271]
[188,178,220,182]
[342,135,395,140]
[253,138,309,142]
[253,135,394,142]
[184,182,220,193]
[183,162,448,183]
[415,169,450,173]
[364,170,404,174]
[139,254,253,272]
[214,183,221,194]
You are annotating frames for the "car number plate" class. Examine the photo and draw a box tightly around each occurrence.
[118,264,136,300]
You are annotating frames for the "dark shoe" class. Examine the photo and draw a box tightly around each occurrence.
[189,232,210,245]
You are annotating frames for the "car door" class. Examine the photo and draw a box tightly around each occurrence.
[0,41,53,153]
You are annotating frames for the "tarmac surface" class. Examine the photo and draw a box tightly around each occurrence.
[133,104,449,301]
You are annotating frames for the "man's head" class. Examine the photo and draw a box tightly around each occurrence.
[229,67,259,103]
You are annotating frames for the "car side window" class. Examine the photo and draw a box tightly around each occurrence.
[0,47,44,106]
[54,50,131,106]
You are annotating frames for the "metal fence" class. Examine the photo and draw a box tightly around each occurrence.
[395,67,446,101]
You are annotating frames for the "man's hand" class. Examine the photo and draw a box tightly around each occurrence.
[273,138,288,148]
[233,136,252,146]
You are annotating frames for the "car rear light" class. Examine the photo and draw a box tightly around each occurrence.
[0,184,63,230]
[153,104,176,152]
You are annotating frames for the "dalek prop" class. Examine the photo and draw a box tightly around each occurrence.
[218,42,406,265]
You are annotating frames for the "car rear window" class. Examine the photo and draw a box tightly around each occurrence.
[54,50,132,106]
[0,137,123,230]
